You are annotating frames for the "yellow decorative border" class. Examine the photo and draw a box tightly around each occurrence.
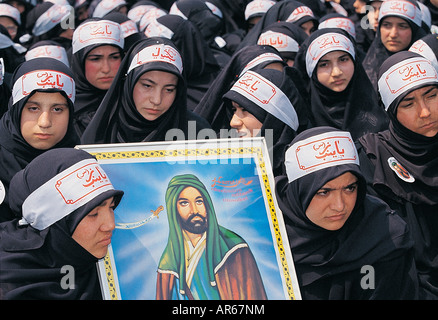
[93,146,295,300]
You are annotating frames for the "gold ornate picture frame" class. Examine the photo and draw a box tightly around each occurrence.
[77,138,301,300]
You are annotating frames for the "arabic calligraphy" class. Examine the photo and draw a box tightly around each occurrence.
[399,63,427,81]
[77,166,109,188]
[36,72,64,88]
[313,140,345,160]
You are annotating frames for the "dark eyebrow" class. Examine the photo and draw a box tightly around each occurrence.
[319,180,359,192]
[138,77,177,87]
[402,87,437,102]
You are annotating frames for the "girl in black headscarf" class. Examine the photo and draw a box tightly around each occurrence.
[294,27,389,140]
[223,68,306,176]
[23,2,74,50]
[0,148,124,299]
[193,44,288,133]
[362,0,427,92]
[0,58,79,223]
[357,51,438,299]
[236,0,319,51]
[144,14,221,111]
[81,37,210,144]
[275,126,418,299]
[70,18,124,137]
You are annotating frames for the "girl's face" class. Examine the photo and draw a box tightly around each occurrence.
[305,172,358,231]
[380,16,412,53]
[72,197,116,259]
[316,50,355,92]
[132,70,178,121]
[229,102,263,138]
[20,91,70,150]
[84,45,122,90]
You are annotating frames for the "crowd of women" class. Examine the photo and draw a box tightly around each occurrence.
[0,0,437,300]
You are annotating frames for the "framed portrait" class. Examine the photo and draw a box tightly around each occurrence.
[77,138,301,300]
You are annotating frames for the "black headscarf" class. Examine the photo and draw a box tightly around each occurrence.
[145,14,221,111]
[0,148,123,300]
[193,44,287,133]
[362,0,427,92]
[358,51,438,205]
[409,33,438,72]
[81,37,190,144]
[70,18,124,137]
[294,28,389,140]
[222,68,308,176]
[236,0,318,51]
[0,58,79,222]
[275,126,415,299]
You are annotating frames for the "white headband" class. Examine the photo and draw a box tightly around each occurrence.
[305,32,355,78]
[286,6,314,23]
[318,17,356,39]
[19,159,116,230]
[285,131,359,183]
[127,44,183,75]
[0,58,3,86]
[0,3,21,25]
[409,39,438,73]
[92,0,126,18]
[32,4,72,36]
[120,19,139,38]
[378,56,438,110]
[230,70,299,131]
[245,0,275,20]
[138,7,167,32]
[257,30,300,53]
[379,0,422,27]
[12,69,75,105]
[72,20,124,54]
[239,52,283,77]
[144,20,174,39]
[127,5,157,24]
[25,45,70,67]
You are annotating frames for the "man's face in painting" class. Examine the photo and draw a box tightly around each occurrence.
[177,186,208,234]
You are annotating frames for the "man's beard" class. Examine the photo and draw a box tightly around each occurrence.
[181,213,207,234]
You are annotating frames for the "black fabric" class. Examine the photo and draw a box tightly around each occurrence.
[275,126,417,300]
[193,44,287,133]
[0,58,79,222]
[0,148,123,300]
[294,28,389,140]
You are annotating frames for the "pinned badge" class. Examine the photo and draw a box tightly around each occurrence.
[387,157,415,183]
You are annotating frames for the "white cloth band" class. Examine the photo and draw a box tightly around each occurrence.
[127,5,157,24]
[305,32,355,78]
[0,58,3,86]
[92,0,126,18]
[244,0,275,20]
[127,44,183,74]
[230,70,299,131]
[19,159,116,230]
[379,0,422,27]
[239,52,283,77]
[318,17,356,39]
[409,39,438,73]
[257,30,300,53]
[25,45,69,67]
[285,131,359,183]
[144,19,174,39]
[286,6,314,23]
[138,7,167,31]
[12,69,75,104]
[378,56,438,110]
[0,3,21,25]
[120,20,138,38]
[72,20,123,54]
[33,4,72,36]
[205,2,223,18]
